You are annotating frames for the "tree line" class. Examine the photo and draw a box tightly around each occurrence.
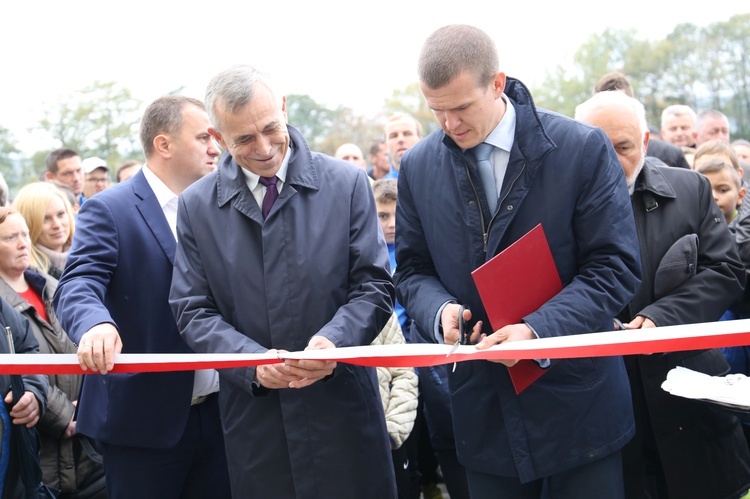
[1,13,748,196]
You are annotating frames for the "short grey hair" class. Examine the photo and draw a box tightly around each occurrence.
[661,104,696,128]
[418,24,498,90]
[696,109,729,132]
[205,65,279,133]
[575,90,648,136]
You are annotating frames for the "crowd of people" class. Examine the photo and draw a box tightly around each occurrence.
[1,23,750,499]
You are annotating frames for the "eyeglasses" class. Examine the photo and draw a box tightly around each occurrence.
[86,177,110,184]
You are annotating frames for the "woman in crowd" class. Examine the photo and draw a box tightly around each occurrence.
[0,206,106,498]
[13,182,75,279]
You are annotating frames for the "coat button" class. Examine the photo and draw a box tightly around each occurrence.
[469,200,475,206]
[506,205,513,211]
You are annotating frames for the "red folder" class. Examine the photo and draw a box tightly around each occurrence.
[471,224,563,394]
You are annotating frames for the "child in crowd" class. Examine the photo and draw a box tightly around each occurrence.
[370,178,420,499]
[372,179,411,338]
[696,156,746,229]
[697,156,750,374]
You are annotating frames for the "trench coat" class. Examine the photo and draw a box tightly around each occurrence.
[394,77,642,484]
[618,159,750,499]
[170,126,397,498]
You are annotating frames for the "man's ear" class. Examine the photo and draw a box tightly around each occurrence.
[43,171,54,181]
[153,134,170,158]
[209,128,228,151]
[493,72,507,98]
[281,95,288,124]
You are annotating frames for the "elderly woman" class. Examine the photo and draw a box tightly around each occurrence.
[0,207,106,497]
[12,182,76,279]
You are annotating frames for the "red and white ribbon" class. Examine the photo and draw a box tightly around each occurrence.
[2,319,750,375]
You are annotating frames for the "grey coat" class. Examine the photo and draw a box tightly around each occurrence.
[170,126,397,498]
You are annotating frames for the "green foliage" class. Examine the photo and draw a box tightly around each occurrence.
[0,126,36,199]
[383,83,440,137]
[530,13,750,137]
[286,94,336,151]
[36,81,142,166]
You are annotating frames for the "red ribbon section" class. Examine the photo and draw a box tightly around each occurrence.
[2,319,750,375]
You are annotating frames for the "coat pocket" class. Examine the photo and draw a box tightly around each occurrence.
[654,233,698,300]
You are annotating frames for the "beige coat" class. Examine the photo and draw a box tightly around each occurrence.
[371,313,418,448]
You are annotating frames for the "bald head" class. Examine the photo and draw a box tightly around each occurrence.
[575,91,649,188]
[335,143,366,168]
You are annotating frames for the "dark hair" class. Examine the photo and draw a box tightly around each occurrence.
[116,160,142,182]
[593,71,634,97]
[369,139,385,156]
[418,24,498,89]
[140,95,205,157]
[45,148,79,174]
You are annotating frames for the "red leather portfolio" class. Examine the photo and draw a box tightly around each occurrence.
[471,224,563,394]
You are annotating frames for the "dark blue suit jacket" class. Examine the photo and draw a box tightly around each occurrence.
[53,170,194,448]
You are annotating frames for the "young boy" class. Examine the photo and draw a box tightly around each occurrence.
[372,179,406,334]
[370,178,421,499]
[696,156,746,228]
[696,155,750,401]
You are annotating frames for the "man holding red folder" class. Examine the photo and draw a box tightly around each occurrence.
[394,25,642,498]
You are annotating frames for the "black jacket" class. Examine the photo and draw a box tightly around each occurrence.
[646,139,690,169]
[619,158,750,499]
[0,297,48,499]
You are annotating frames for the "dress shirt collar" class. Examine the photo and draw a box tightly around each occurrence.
[141,164,178,209]
[482,94,516,152]
[240,144,291,192]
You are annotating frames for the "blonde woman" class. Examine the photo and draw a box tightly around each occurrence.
[13,182,75,279]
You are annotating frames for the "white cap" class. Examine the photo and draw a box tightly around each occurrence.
[82,157,109,174]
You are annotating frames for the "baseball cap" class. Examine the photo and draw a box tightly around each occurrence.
[82,157,109,174]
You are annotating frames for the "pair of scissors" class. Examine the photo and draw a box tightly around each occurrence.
[447,305,470,371]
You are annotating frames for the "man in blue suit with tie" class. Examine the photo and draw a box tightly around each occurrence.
[53,95,229,498]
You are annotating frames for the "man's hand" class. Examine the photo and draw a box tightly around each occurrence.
[475,323,536,367]
[441,304,482,345]
[284,336,337,389]
[77,323,123,374]
[623,316,656,329]
[255,349,304,390]
[5,390,40,428]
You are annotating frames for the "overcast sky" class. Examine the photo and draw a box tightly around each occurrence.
[2,0,748,152]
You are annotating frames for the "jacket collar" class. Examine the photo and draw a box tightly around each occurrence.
[130,170,177,263]
[634,157,677,199]
[440,77,555,167]
[216,125,319,208]
[0,268,50,314]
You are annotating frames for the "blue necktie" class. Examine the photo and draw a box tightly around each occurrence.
[258,176,278,219]
[472,142,497,214]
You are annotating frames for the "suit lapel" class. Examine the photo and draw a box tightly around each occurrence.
[131,171,177,264]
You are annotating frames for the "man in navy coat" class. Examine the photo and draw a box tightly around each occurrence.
[394,25,642,498]
[169,65,397,498]
[53,95,230,498]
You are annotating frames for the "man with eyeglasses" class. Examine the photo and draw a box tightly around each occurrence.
[81,157,111,200]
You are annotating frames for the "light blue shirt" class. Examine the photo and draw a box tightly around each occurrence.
[472,94,516,196]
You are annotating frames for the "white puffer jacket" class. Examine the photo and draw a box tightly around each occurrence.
[371,313,418,449]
